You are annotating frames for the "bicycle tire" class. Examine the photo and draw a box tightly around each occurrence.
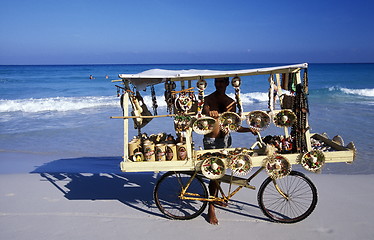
[258,171,318,223]
[154,171,208,220]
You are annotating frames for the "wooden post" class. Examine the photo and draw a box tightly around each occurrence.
[122,86,129,162]
[185,128,192,161]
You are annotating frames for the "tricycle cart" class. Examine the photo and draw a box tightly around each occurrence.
[111,63,356,223]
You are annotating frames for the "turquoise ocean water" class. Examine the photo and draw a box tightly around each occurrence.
[0,63,373,174]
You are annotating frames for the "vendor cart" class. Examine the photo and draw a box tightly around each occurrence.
[111,63,356,223]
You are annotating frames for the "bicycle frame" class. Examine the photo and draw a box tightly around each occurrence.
[178,167,288,203]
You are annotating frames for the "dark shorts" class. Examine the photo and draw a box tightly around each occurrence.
[203,134,232,150]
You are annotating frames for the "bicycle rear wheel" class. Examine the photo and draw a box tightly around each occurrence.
[154,171,208,220]
[258,171,318,223]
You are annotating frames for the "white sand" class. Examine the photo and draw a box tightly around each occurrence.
[1,163,373,240]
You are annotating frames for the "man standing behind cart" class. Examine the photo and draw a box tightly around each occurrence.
[203,77,257,225]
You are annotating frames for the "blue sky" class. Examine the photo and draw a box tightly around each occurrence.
[1,0,373,64]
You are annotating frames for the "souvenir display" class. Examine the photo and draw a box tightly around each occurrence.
[143,143,155,161]
[303,69,309,95]
[192,116,216,135]
[229,154,252,176]
[113,64,356,224]
[133,152,144,162]
[149,132,168,144]
[262,135,294,154]
[164,80,176,114]
[268,74,276,112]
[246,111,271,131]
[175,92,195,113]
[231,77,243,116]
[128,133,178,162]
[174,115,192,132]
[273,109,296,127]
[165,144,177,161]
[155,144,166,161]
[231,76,241,88]
[196,79,207,117]
[129,91,153,129]
[197,79,207,91]
[291,84,309,153]
[128,139,141,158]
[151,85,158,115]
[201,157,226,179]
[311,138,333,152]
[219,112,241,133]
[300,150,325,173]
[176,143,187,160]
[264,154,292,179]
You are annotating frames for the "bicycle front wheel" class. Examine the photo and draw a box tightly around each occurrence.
[258,171,318,223]
[154,171,208,220]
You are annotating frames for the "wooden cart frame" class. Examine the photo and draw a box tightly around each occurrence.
[112,63,356,173]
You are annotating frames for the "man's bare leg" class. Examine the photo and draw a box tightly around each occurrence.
[207,180,219,225]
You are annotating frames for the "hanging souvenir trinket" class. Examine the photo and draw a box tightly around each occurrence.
[264,154,292,179]
[192,116,216,135]
[231,76,243,116]
[196,79,207,118]
[219,112,241,133]
[201,157,226,180]
[268,74,276,113]
[174,115,192,132]
[175,91,195,113]
[273,109,297,127]
[164,80,176,114]
[176,143,187,160]
[299,150,325,173]
[151,85,158,115]
[246,110,271,131]
[228,154,252,176]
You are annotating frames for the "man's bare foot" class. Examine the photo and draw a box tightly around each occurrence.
[207,204,219,225]
[214,201,228,207]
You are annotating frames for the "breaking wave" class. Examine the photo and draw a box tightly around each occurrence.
[328,87,374,97]
[0,96,119,113]
[0,91,270,113]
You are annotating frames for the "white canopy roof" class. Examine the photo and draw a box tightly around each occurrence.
[116,63,308,90]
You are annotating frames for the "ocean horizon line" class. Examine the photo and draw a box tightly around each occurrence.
[1,62,373,67]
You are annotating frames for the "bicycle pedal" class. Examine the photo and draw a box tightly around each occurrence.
[244,183,256,190]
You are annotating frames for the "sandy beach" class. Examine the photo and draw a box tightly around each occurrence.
[1,0,374,237]
[1,153,373,240]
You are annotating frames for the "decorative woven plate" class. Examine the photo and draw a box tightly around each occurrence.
[229,154,252,176]
[273,109,296,127]
[264,155,292,179]
[246,111,271,131]
[300,150,325,173]
[201,157,226,180]
[174,115,192,132]
[175,92,195,112]
[192,116,216,135]
[219,112,241,133]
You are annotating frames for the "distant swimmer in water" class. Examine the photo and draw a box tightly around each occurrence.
[89,75,95,79]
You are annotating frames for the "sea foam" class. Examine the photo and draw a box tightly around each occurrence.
[0,96,118,113]
[328,87,374,97]
[0,92,270,113]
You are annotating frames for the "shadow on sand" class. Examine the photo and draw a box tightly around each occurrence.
[31,156,269,222]
[31,156,164,217]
